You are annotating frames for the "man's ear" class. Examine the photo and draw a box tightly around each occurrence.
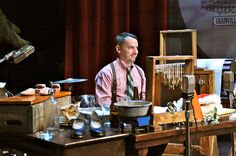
[116,45,121,54]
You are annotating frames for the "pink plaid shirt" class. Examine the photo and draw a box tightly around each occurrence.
[95,58,146,106]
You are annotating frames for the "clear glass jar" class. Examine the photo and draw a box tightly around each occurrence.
[43,90,60,133]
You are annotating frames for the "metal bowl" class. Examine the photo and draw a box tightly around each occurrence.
[72,95,97,108]
[114,100,152,117]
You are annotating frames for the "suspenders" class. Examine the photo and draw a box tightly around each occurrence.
[110,63,117,95]
[110,62,143,97]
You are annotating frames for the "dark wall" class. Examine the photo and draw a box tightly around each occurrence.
[0,0,65,94]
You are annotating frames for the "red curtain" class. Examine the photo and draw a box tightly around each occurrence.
[65,0,167,95]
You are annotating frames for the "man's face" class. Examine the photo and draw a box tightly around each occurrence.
[116,37,138,66]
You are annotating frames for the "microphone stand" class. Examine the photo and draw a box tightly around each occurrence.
[182,92,194,156]
[228,90,235,108]
[0,51,14,64]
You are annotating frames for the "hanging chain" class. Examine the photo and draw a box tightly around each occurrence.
[155,62,184,90]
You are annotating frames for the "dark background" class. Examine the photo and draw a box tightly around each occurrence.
[0,1,168,96]
[0,0,212,96]
[167,0,209,58]
[0,0,65,94]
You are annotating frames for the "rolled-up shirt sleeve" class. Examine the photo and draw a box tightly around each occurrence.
[95,68,113,107]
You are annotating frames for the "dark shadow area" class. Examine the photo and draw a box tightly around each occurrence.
[0,0,65,94]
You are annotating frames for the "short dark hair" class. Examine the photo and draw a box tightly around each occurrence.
[116,32,137,45]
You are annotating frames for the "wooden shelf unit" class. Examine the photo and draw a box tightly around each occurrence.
[159,29,197,65]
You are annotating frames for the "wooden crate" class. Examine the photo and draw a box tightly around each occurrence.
[146,55,195,107]
[160,29,197,66]
[153,110,195,125]
[194,68,214,94]
[0,91,71,133]
[0,102,44,133]
[147,29,197,124]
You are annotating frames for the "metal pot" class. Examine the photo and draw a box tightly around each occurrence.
[114,100,152,117]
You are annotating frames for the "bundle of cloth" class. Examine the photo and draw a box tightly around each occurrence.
[198,94,223,116]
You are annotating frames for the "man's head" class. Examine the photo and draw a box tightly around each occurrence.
[115,32,138,66]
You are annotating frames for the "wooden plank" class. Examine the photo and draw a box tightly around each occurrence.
[146,57,156,106]
[146,55,195,61]
[0,91,71,105]
[153,110,195,125]
[184,60,194,74]
[159,32,166,64]
[133,121,236,143]
[192,31,197,66]
[160,29,196,33]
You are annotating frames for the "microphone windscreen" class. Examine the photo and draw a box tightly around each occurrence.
[223,71,234,91]
[10,45,35,64]
[182,75,195,94]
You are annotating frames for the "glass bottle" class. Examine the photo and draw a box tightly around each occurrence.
[109,90,120,128]
[43,83,60,134]
[133,87,139,100]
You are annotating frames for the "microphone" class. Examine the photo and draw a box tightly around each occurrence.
[223,71,234,92]
[223,71,235,108]
[9,45,35,64]
[182,75,195,98]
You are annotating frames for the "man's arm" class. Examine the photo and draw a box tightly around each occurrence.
[135,65,146,100]
[95,69,113,107]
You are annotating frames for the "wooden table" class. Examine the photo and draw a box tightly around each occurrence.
[1,120,236,156]
[126,120,236,156]
[0,125,129,156]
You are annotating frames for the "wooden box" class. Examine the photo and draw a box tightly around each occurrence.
[0,91,71,133]
[194,68,214,94]
[147,29,197,125]
[146,56,195,126]
[160,29,197,65]
[153,110,194,125]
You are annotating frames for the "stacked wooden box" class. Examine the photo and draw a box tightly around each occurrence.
[0,91,71,133]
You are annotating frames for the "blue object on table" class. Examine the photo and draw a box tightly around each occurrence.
[136,116,151,127]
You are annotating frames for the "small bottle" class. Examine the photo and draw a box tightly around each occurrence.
[43,83,60,133]
[109,90,120,128]
[133,87,139,100]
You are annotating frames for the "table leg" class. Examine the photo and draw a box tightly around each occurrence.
[138,148,148,156]
[232,133,235,156]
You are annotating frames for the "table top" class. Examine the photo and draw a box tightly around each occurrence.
[0,124,130,149]
[129,120,236,149]
[0,124,129,156]
[1,120,236,147]
[1,120,236,156]
[0,91,71,105]
[33,126,129,148]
